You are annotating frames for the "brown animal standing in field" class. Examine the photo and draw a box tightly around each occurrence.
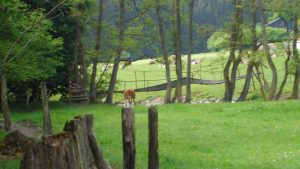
[123,89,135,107]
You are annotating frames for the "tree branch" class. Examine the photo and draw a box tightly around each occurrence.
[132,0,140,13]
[125,4,152,23]
[1,0,67,69]
[6,28,41,65]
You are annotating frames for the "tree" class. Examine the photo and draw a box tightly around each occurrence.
[105,0,125,104]
[186,0,194,103]
[259,2,278,100]
[90,0,104,103]
[175,0,183,103]
[155,0,172,104]
[238,0,257,101]
[223,0,243,102]
[72,1,93,96]
[0,0,65,130]
[291,12,299,99]
[275,17,292,100]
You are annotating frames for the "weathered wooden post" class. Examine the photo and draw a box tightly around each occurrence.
[148,107,159,169]
[122,108,136,169]
[86,115,111,169]
[40,82,52,135]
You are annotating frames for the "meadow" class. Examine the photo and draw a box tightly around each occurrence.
[1,100,300,169]
[113,52,293,102]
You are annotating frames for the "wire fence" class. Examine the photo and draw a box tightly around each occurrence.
[115,60,293,92]
[117,63,251,91]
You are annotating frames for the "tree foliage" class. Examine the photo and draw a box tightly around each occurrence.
[207,26,288,50]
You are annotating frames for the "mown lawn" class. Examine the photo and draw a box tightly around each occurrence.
[1,100,300,169]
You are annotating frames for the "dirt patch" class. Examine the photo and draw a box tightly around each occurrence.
[139,97,164,107]
[0,120,42,140]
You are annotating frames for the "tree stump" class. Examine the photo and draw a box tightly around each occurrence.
[20,114,110,169]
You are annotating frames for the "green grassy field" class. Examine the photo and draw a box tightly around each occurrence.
[1,100,300,169]
[111,51,294,102]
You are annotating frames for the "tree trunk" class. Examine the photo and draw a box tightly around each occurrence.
[20,115,111,169]
[259,6,278,100]
[186,0,194,103]
[0,73,12,131]
[90,0,104,103]
[223,0,241,102]
[105,0,125,104]
[26,89,32,110]
[275,18,292,100]
[230,55,242,97]
[40,82,52,136]
[155,0,172,104]
[171,87,177,103]
[254,65,267,100]
[275,53,291,100]
[238,2,256,101]
[291,14,299,99]
[175,0,183,103]
[80,43,89,97]
[90,58,98,103]
[260,65,270,91]
[74,21,81,84]
[238,65,254,101]
[223,55,233,102]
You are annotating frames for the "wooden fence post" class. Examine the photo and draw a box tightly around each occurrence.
[199,64,202,79]
[122,108,136,169]
[135,71,138,89]
[143,71,146,89]
[211,68,216,80]
[40,82,52,135]
[148,107,159,169]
